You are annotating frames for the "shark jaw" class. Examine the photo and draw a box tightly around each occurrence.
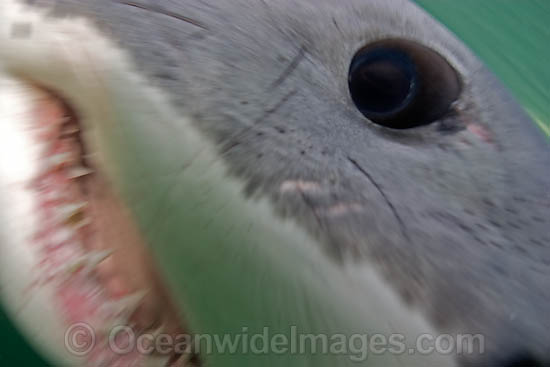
[0,78,194,366]
[0,1,459,366]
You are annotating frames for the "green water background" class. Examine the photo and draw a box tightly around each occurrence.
[1,2,548,365]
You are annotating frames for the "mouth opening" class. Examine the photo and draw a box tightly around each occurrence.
[20,81,200,367]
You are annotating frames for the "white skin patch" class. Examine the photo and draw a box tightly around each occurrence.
[280,180,323,194]
[316,203,364,218]
[0,1,456,366]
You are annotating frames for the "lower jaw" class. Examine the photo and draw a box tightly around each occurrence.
[0,76,198,366]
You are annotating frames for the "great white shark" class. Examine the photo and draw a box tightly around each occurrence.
[0,1,549,366]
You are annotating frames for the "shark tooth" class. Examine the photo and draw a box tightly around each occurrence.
[59,124,80,139]
[102,290,149,323]
[49,227,74,246]
[116,290,148,316]
[95,290,149,338]
[45,151,73,170]
[59,201,87,215]
[66,249,114,275]
[58,201,88,226]
[67,166,94,179]
[60,125,79,136]
[72,217,92,230]
[84,249,114,272]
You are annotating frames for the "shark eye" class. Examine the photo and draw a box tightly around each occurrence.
[348,39,461,129]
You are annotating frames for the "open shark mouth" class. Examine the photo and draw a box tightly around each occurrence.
[0,4,256,365]
[0,78,200,367]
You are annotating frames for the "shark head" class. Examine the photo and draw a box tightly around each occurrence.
[0,1,549,366]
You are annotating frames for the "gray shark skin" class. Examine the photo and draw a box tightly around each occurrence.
[5,0,550,366]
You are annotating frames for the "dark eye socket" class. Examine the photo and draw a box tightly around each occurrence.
[348,39,461,129]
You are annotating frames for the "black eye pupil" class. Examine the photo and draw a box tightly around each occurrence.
[349,49,416,116]
[348,39,461,130]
